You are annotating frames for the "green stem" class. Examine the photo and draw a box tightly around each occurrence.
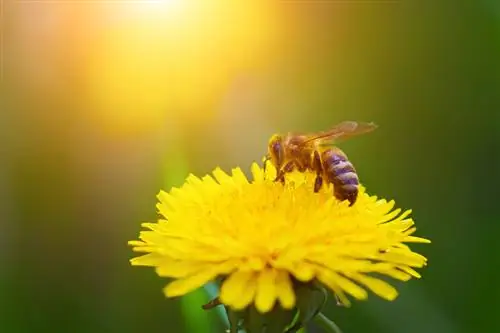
[203,283,229,327]
[314,313,344,333]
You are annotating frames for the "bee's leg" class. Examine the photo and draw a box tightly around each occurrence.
[262,154,271,172]
[313,150,324,193]
[275,161,294,183]
[314,175,323,193]
[284,161,295,172]
[275,170,284,183]
[295,159,306,172]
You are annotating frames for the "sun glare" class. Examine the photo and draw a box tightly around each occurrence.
[117,0,187,22]
[85,1,276,135]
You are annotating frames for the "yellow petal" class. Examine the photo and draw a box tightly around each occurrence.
[397,265,422,278]
[288,261,315,282]
[156,261,206,278]
[317,269,368,300]
[405,236,431,243]
[250,162,264,181]
[164,261,236,297]
[186,174,202,185]
[157,190,173,204]
[132,246,158,253]
[275,270,295,309]
[255,268,278,313]
[201,174,218,187]
[220,270,256,308]
[157,191,177,215]
[130,253,165,266]
[164,272,215,298]
[379,249,428,267]
[347,273,398,301]
[334,290,351,307]
[233,274,258,310]
[391,209,412,223]
[231,168,249,185]
[379,208,401,223]
[239,257,265,271]
[128,240,146,247]
[212,168,233,185]
[376,267,412,281]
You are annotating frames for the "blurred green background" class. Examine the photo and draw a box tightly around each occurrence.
[2,1,498,332]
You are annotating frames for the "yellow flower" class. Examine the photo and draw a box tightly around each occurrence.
[129,163,430,314]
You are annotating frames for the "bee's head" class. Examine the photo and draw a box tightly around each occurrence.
[267,134,284,169]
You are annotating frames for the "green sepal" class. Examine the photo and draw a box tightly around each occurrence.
[242,305,297,333]
[224,306,245,333]
[286,281,328,332]
[283,311,302,333]
[314,312,344,333]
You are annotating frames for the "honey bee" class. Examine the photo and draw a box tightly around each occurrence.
[264,121,377,206]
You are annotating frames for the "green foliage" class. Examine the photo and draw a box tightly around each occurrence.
[181,290,214,333]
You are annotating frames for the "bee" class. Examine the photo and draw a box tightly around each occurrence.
[264,121,377,206]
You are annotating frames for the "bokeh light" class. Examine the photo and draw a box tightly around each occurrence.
[85,0,277,134]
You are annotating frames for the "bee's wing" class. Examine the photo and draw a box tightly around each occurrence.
[300,121,377,146]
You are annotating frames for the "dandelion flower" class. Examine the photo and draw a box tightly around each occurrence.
[129,162,430,324]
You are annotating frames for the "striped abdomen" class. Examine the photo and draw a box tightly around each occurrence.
[321,149,359,206]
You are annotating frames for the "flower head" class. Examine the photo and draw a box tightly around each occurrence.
[129,163,430,314]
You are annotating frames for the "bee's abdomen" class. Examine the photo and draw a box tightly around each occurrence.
[322,149,359,205]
